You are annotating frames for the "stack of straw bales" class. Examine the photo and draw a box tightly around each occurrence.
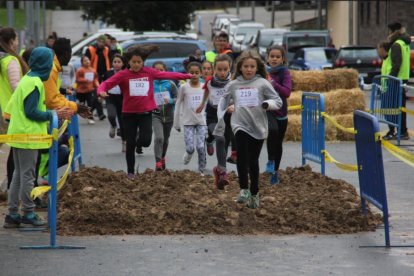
[285,69,364,141]
[290,68,359,92]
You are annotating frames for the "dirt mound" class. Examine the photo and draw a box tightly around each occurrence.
[57,166,382,236]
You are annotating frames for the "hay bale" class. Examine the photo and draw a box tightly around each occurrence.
[290,69,359,92]
[287,91,303,115]
[285,115,302,141]
[334,114,355,141]
[284,114,337,141]
[324,69,359,91]
[324,88,366,115]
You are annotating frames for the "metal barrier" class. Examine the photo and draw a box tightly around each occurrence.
[354,110,390,247]
[301,92,325,175]
[20,113,85,250]
[369,75,403,145]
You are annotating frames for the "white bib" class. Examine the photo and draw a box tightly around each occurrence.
[209,87,226,106]
[129,78,149,96]
[154,91,171,106]
[84,72,94,82]
[108,85,121,95]
[235,87,259,107]
[187,91,204,110]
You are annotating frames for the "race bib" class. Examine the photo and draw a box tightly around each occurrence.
[154,91,171,106]
[235,87,259,107]
[210,87,226,106]
[84,72,94,82]
[187,91,204,110]
[130,78,149,96]
[108,85,121,95]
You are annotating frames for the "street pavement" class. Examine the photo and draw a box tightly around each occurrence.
[1,8,414,276]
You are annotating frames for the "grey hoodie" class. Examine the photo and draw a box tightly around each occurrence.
[214,75,282,140]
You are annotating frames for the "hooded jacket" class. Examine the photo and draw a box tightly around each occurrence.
[387,28,411,79]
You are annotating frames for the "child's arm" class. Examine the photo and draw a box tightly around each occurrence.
[149,67,192,81]
[97,70,122,97]
[173,85,184,131]
[93,72,100,88]
[76,68,88,85]
[270,70,292,98]
[262,80,283,111]
[24,88,71,121]
[196,78,211,113]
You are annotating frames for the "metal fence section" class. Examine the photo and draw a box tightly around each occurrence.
[301,92,325,175]
[369,75,403,145]
[353,110,390,247]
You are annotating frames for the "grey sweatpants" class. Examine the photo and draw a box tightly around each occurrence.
[208,123,227,170]
[152,115,173,162]
[184,125,207,172]
[8,148,38,215]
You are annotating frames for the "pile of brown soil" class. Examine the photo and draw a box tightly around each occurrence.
[57,166,382,236]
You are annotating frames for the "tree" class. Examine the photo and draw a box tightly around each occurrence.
[81,1,200,31]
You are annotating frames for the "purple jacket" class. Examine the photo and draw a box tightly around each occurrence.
[268,68,292,118]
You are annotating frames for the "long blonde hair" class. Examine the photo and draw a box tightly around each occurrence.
[233,50,267,79]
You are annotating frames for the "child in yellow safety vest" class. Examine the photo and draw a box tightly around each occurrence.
[3,47,71,228]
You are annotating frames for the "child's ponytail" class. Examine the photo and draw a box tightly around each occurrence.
[124,44,160,62]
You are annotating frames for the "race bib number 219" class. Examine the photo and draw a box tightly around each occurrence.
[235,87,259,107]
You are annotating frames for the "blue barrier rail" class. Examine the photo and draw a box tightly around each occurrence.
[301,92,325,175]
[369,75,403,145]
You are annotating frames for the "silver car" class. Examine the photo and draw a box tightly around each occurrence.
[249,28,289,59]
[231,22,265,53]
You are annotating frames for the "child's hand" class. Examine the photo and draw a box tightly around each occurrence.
[100,91,109,98]
[195,103,205,113]
[55,107,73,120]
[226,104,234,113]
[76,104,92,118]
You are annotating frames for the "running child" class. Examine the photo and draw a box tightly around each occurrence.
[265,45,292,185]
[201,60,213,81]
[173,61,207,175]
[76,55,99,125]
[215,50,282,209]
[196,54,233,189]
[98,45,192,179]
[102,53,126,151]
[152,61,178,171]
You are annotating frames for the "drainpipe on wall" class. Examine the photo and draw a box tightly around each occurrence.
[349,0,353,45]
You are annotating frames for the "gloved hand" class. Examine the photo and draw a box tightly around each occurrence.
[76,103,92,118]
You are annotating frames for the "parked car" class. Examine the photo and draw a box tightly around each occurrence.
[121,37,208,72]
[333,46,382,84]
[289,47,337,70]
[282,30,333,62]
[210,14,238,39]
[226,19,254,45]
[249,28,289,59]
[231,22,265,53]
[70,31,196,70]
[70,29,137,70]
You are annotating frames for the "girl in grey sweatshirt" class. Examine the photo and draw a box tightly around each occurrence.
[215,50,282,209]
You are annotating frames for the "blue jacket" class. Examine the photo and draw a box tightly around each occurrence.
[153,79,178,123]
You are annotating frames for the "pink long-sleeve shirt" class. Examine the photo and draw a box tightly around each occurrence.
[98,67,191,113]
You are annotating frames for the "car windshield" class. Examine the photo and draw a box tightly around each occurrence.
[124,42,200,58]
[338,48,378,59]
[306,49,335,63]
[259,34,282,47]
[287,36,327,53]
[236,27,262,36]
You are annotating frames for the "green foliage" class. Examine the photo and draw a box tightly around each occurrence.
[81,1,199,31]
[0,8,26,30]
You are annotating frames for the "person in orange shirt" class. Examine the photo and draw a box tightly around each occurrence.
[43,38,91,118]
[76,56,100,124]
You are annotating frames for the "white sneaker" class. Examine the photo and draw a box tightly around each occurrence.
[88,119,95,125]
[109,126,116,138]
[183,152,193,165]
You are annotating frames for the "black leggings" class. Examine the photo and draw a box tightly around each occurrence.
[235,130,264,196]
[267,117,288,171]
[122,113,153,174]
[107,94,125,140]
